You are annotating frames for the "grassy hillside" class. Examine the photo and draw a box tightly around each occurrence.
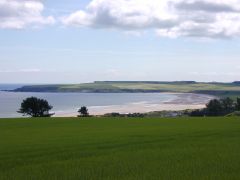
[13,81,240,97]
[0,117,240,179]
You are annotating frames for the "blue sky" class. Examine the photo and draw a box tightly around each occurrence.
[0,0,240,83]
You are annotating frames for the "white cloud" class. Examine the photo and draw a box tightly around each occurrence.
[62,0,240,39]
[19,68,41,73]
[62,0,178,30]
[0,68,57,73]
[0,0,55,29]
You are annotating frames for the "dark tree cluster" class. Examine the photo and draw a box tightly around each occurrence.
[190,97,240,117]
[78,106,89,117]
[18,97,54,117]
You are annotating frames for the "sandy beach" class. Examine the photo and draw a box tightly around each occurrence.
[54,93,214,117]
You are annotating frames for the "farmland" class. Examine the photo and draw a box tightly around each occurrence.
[0,117,240,179]
[13,81,240,98]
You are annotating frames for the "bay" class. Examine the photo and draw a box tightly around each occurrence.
[0,90,213,118]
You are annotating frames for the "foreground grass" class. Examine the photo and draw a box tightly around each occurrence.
[0,117,240,180]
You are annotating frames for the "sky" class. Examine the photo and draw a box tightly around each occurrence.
[0,0,240,84]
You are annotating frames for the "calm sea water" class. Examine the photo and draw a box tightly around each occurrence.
[0,91,178,117]
[0,84,213,118]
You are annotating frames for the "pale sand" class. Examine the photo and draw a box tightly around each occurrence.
[53,93,214,117]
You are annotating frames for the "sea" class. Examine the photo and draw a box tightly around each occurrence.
[0,84,214,118]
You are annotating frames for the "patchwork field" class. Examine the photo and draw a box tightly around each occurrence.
[13,81,240,98]
[0,117,240,179]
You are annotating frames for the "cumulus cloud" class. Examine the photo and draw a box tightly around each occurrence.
[62,0,178,30]
[62,0,240,39]
[0,0,55,29]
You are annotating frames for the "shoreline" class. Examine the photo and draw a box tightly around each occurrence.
[53,104,207,117]
[53,93,214,117]
[0,92,215,118]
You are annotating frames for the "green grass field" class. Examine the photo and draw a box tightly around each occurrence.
[1,117,240,180]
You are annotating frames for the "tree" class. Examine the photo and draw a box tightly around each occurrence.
[190,109,206,117]
[220,97,234,114]
[78,106,89,117]
[236,98,240,111]
[18,97,53,117]
[206,99,223,116]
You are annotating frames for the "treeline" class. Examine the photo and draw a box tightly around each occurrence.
[190,97,240,117]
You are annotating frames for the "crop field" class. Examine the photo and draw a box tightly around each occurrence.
[0,117,240,180]
[22,82,240,92]
[14,81,240,98]
[14,81,240,92]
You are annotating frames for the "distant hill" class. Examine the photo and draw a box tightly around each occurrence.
[95,81,197,84]
[233,81,240,85]
[12,81,240,98]
[0,84,25,91]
